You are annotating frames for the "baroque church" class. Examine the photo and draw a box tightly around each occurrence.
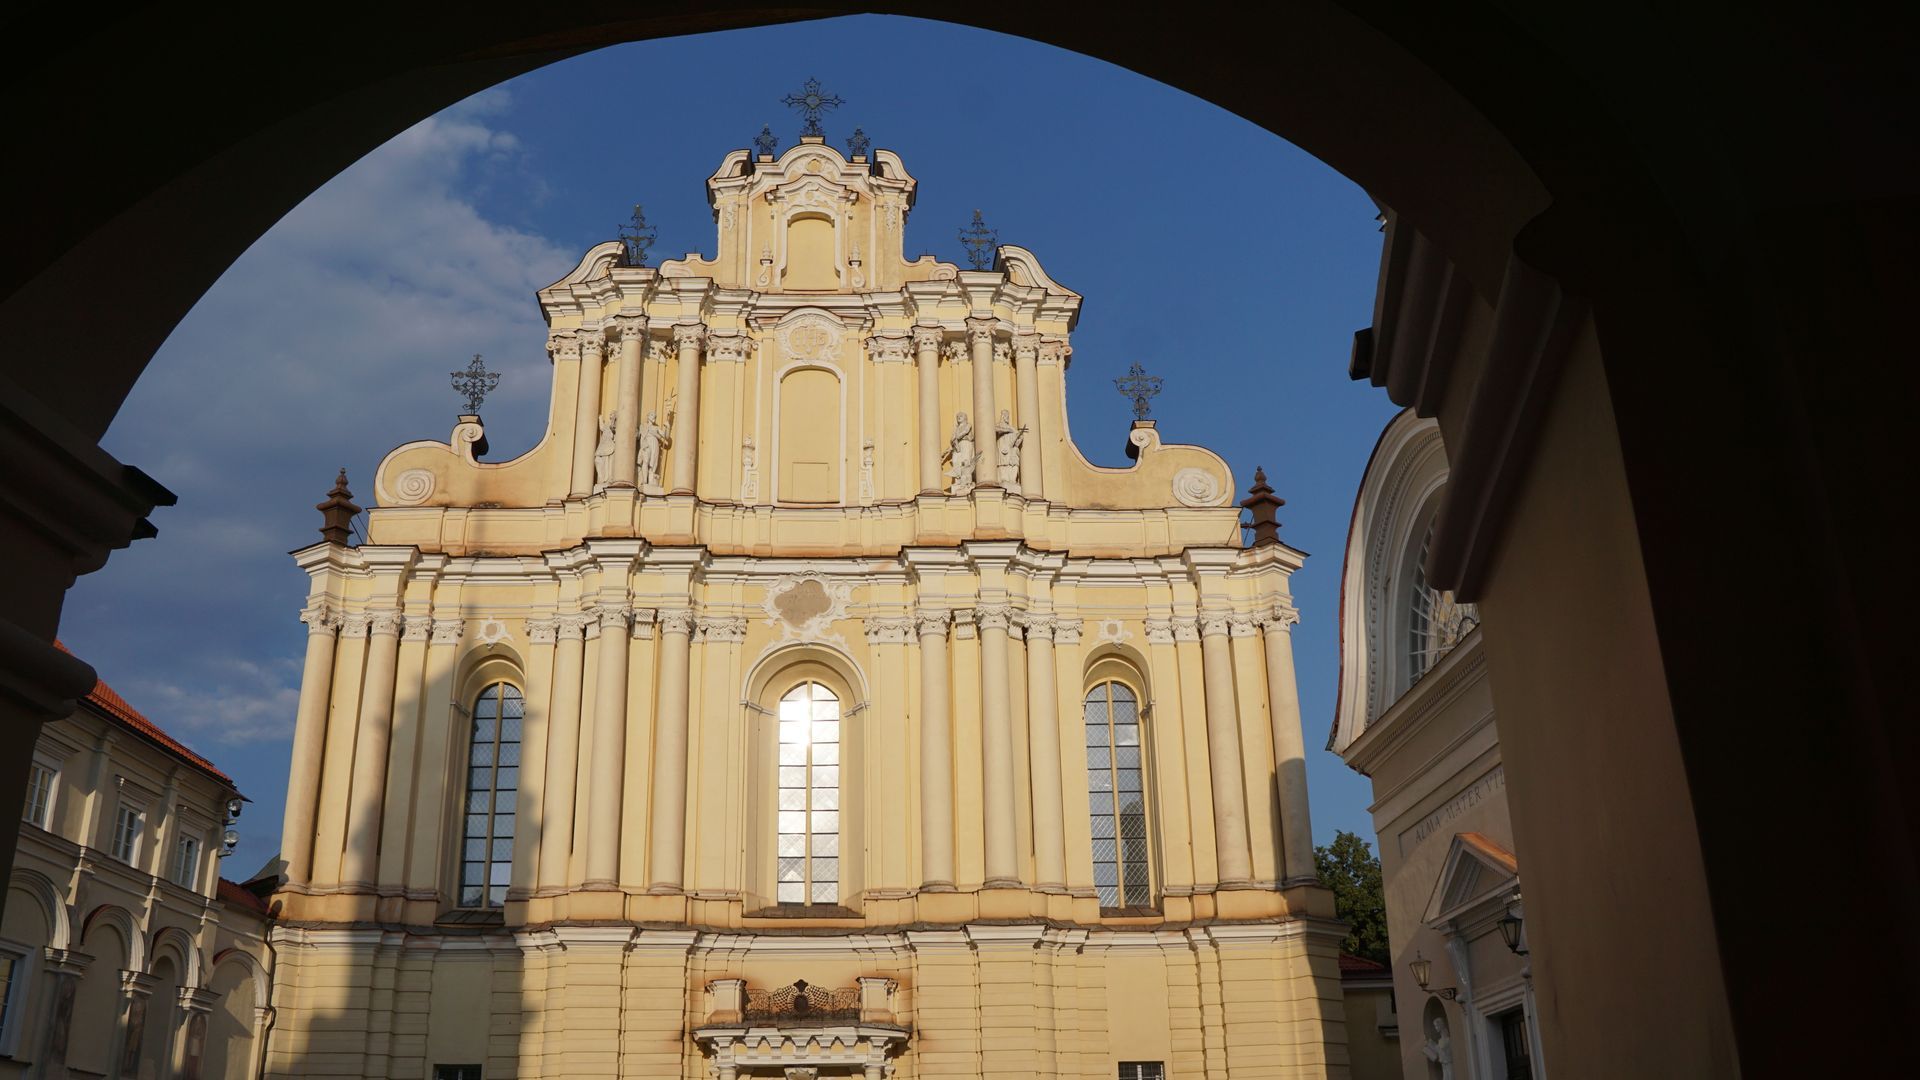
[269,118,1343,1078]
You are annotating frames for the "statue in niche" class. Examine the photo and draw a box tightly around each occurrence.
[1422,1016,1453,1080]
[638,410,670,488]
[739,435,757,501]
[995,409,1026,495]
[944,411,975,495]
[593,413,617,491]
[859,439,876,504]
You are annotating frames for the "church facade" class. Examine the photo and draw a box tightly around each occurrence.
[269,131,1343,1078]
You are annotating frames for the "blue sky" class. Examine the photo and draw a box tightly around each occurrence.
[59,15,1400,877]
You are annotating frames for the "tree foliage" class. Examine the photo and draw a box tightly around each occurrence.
[1316,829,1389,963]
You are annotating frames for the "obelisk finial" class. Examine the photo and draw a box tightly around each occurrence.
[316,468,362,547]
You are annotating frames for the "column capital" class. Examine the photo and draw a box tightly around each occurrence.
[595,605,633,632]
[400,614,433,642]
[338,612,372,638]
[630,608,659,639]
[693,615,747,643]
[526,618,559,644]
[1228,613,1260,638]
[1257,604,1303,631]
[547,330,580,361]
[431,617,465,645]
[177,986,219,1013]
[914,608,952,636]
[659,608,697,636]
[964,315,998,343]
[556,613,596,639]
[1018,612,1056,640]
[672,322,708,350]
[1038,336,1071,367]
[365,612,403,641]
[941,340,969,363]
[863,617,913,644]
[866,334,912,363]
[611,314,648,341]
[1012,332,1040,363]
[579,333,607,360]
[1197,613,1232,639]
[119,969,157,996]
[299,603,341,635]
[1145,618,1175,644]
[993,340,1011,365]
[911,325,943,351]
[1053,619,1084,645]
[706,332,753,362]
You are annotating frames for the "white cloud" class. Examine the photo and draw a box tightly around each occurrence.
[120,656,304,747]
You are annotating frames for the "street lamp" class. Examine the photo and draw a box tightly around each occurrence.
[1409,952,1458,1001]
[1498,911,1529,956]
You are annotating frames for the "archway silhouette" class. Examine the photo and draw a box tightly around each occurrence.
[2,5,1913,1075]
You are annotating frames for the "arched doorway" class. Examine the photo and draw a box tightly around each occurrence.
[1,6,1912,1075]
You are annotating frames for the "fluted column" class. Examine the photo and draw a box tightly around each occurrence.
[584,604,631,888]
[966,317,998,486]
[281,602,339,886]
[977,604,1019,886]
[916,609,955,890]
[570,332,606,497]
[913,326,943,493]
[1023,615,1066,889]
[611,316,647,487]
[648,609,696,891]
[341,610,402,888]
[538,614,590,891]
[1260,606,1317,884]
[1012,333,1043,498]
[669,323,706,494]
[1198,613,1254,885]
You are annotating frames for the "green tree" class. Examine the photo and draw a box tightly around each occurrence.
[1316,829,1389,963]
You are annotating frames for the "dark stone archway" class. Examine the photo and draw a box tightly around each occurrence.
[2,4,1913,1073]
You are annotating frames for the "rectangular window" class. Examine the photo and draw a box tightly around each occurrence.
[111,804,143,864]
[172,835,200,890]
[0,941,31,1056]
[1119,1064,1166,1080]
[22,763,54,828]
[433,1066,482,1080]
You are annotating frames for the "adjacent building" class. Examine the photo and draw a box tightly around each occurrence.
[267,131,1347,1078]
[1329,410,1541,1079]
[2,645,270,1080]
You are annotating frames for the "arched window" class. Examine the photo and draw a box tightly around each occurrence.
[460,682,522,908]
[1407,523,1480,683]
[1085,680,1151,908]
[776,681,840,904]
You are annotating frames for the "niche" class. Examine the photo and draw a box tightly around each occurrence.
[778,367,841,503]
[781,213,840,291]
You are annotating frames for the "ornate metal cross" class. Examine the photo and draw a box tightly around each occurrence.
[781,77,844,138]
[1114,362,1163,421]
[451,353,500,414]
[959,209,998,270]
[845,126,871,158]
[618,204,657,267]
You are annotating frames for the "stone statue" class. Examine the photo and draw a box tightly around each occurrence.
[995,409,1026,494]
[944,411,975,494]
[638,410,669,487]
[859,439,876,503]
[592,414,616,490]
[1422,1016,1453,1080]
[739,435,757,501]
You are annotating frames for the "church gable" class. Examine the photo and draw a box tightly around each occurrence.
[1423,831,1520,926]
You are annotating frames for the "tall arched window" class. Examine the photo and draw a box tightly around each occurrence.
[777,681,840,904]
[460,682,522,908]
[1408,522,1480,683]
[1085,680,1151,908]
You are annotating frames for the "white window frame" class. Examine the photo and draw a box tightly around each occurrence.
[171,834,200,890]
[22,757,58,830]
[110,798,147,866]
[0,938,36,1057]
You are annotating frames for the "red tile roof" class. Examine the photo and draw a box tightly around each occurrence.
[218,877,270,915]
[54,640,235,787]
[1339,952,1390,975]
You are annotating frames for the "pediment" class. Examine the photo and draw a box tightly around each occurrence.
[1422,831,1518,926]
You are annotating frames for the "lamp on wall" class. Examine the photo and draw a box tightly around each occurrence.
[1499,891,1529,956]
[1409,952,1458,1000]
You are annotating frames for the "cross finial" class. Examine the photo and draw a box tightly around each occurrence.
[959,209,998,270]
[451,353,500,415]
[1114,361,1163,421]
[781,76,844,139]
[845,126,871,158]
[618,204,657,267]
[754,124,779,158]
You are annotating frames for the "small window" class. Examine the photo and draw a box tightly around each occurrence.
[111,804,143,864]
[172,835,200,890]
[22,763,54,828]
[0,942,32,1055]
[1085,681,1151,908]
[776,681,841,905]
[460,683,523,908]
[1408,522,1479,683]
[1119,1063,1166,1080]
[433,1066,482,1080]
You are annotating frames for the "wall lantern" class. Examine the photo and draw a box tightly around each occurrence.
[1409,952,1458,1001]
[1498,911,1529,956]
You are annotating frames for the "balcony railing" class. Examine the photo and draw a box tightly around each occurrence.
[741,980,861,1024]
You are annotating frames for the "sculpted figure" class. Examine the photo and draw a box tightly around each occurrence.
[1422,1016,1453,1080]
[638,410,669,487]
[944,411,975,494]
[995,409,1026,494]
[592,413,616,490]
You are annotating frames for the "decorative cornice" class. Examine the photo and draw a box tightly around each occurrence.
[672,323,708,350]
[526,618,559,645]
[659,609,697,636]
[863,617,913,644]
